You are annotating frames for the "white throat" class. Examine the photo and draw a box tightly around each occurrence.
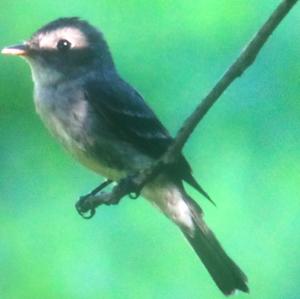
[26,58,63,87]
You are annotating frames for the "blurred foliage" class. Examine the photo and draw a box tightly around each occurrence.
[0,1,299,299]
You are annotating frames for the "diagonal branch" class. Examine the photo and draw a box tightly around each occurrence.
[165,0,298,161]
[76,0,298,217]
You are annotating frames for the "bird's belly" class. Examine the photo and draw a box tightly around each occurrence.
[71,147,126,181]
[36,102,152,181]
[34,86,153,181]
[42,112,126,180]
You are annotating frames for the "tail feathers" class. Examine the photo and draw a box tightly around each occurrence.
[183,200,249,295]
[184,173,216,206]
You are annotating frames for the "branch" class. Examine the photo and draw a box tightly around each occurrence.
[76,0,298,217]
[166,0,298,161]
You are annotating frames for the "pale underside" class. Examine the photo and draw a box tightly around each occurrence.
[33,80,195,233]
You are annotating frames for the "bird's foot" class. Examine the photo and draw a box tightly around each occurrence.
[117,174,143,200]
[76,194,96,219]
[76,180,113,219]
[75,175,143,219]
[87,179,113,197]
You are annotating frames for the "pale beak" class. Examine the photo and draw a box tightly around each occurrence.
[1,43,29,56]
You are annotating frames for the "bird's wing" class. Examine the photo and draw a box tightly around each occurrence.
[85,76,212,202]
[85,76,173,158]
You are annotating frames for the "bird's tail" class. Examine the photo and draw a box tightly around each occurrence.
[182,196,249,295]
[143,179,249,295]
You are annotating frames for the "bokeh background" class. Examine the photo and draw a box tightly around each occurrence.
[0,1,299,298]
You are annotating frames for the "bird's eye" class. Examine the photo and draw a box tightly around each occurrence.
[57,39,71,51]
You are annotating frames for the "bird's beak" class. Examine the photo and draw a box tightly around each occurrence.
[1,43,29,56]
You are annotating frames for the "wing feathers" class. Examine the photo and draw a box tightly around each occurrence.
[85,75,210,200]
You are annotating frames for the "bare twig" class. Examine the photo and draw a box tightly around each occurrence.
[166,0,298,161]
[76,0,298,217]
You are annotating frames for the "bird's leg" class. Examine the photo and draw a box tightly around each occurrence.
[118,174,143,200]
[87,179,113,197]
[75,173,144,219]
[98,174,142,206]
[76,179,113,219]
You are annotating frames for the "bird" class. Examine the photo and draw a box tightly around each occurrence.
[2,17,249,295]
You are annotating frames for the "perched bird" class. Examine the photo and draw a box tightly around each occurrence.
[2,17,248,295]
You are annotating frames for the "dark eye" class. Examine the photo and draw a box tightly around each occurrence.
[57,39,71,51]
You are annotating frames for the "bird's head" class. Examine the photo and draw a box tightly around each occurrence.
[2,17,114,85]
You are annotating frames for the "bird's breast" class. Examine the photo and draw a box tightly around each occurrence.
[34,84,88,151]
[34,83,118,178]
[33,82,151,181]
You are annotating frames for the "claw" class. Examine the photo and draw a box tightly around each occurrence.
[75,180,113,219]
[75,176,142,218]
[119,175,142,200]
[75,195,96,219]
[129,192,140,199]
[79,207,96,219]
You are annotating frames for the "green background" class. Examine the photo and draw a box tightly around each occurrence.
[1,1,299,298]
